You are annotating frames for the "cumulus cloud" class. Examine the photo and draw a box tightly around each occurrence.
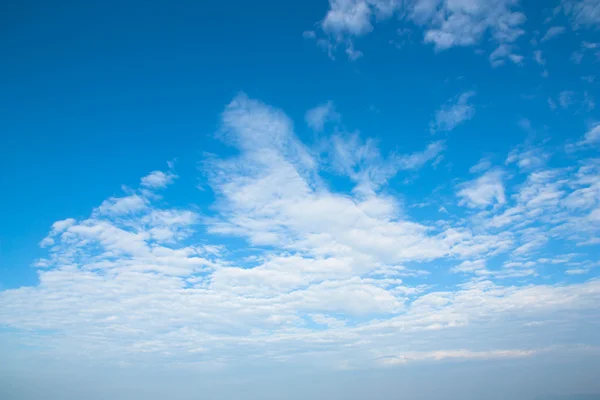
[96,194,148,215]
[313,0,527,60]
[420,0,526,51]
[457,169,506,208]
[141,167,178,189]
[3,94,600,373]
[322,0,376,37]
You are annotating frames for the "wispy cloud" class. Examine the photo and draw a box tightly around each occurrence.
[431,91,476,133]
[305,101,340,132]
[541,26,566,42]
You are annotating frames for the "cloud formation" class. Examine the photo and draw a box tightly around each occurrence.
[430,91,476,133]
[2,94,600,373]
[305,101,341,131]
[313,0,526,60]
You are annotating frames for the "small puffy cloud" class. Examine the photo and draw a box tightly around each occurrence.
[431,91,476,133]
[305,101,340,131]
[345,42,363,60]
[451,259,489,275]
[489,45,524,67]
[421,0,526,51]
[313,0,526,59]
[508,54,524,65]
[541,26,566,42]
[51,218,76,233]
[457,169,506,208]
[96,194,148,216]
[322,0,375,37]
[489,44,511,67]
[141,169,177,189]
[559,91,575,109]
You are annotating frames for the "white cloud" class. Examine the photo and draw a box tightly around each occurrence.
[513,234,548,256]
[451,259,490,275]
[305,101,340,131]
[562,0,600,28]
[489,44,525,67]
[571,51,584,64]
[506,144,550,171]
[457,169,506,208]
[420,0,526,51]
[559,90,575,109]
[470,158,492,174]
[541,26,566,42]
[322,0,375,37]
[141,168,177,189]
[489,44,511,67]
[508,53,524,64]
[96,194,148,216]
[533,49,546,65]
[379,349,536,366]
[583,124,600,144]
[573,123,600,148]
[3,94,600,373]
[396,140,446,170]
[313,0,526,59]
[430,91,476,133]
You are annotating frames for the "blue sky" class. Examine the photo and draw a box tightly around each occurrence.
[1,0,600,399]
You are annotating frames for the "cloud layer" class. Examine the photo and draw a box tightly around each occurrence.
[2,94,600,372]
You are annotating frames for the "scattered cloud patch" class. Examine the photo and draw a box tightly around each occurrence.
[306,101,341,132]
[562,0,600,28]
[430,91,476,133]
[457,169,506,208]
[311,0,527,60]
[3,94,600,373]
[541,26,566,42]
[141,168,178,189]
